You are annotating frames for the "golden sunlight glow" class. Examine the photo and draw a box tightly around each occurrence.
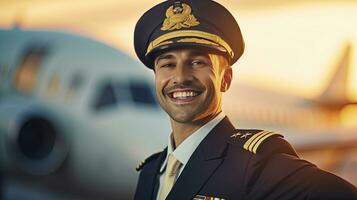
[340,105,357,127]
[233,2,357,100]
[0,0,356,100]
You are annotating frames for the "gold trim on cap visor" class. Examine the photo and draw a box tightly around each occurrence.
[145,30,234,58]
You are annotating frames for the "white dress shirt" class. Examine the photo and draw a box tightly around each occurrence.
[156,112,226,200]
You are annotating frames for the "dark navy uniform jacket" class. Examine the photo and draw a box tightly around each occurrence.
[134,117,357,200]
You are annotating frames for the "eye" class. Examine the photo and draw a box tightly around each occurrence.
[191,59,207,67]
[158,62,175,69]
[162,63,175,68]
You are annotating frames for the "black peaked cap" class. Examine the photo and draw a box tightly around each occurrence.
[134,0,244,69]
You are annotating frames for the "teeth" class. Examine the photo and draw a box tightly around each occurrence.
[172,91,198,99]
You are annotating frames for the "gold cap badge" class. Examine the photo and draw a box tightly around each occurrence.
[161,2,200,31]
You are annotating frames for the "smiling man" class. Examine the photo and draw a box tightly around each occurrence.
[153,49,231,146]
[133,1,356,200]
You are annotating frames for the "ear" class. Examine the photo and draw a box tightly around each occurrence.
[221,67,232,92]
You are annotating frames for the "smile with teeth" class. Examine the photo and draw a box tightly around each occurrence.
[171,91,199,99]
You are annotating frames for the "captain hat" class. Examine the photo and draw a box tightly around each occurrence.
[134,0,245,69]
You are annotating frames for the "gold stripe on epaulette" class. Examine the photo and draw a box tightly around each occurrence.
[247,131,272,152]
[135,160,145,171]
[252,132,275,154]
[243,130,269,151]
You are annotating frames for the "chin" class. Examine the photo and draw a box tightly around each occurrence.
[168,111,198,123]
[170,110,213,124]
[171,115,195,123]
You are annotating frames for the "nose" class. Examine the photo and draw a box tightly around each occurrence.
[172,63,193,85]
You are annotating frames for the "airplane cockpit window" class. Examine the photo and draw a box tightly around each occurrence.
[129,81,157,106]
[92,80,157,112]
[92,82,117,111]
[14,45,48,93]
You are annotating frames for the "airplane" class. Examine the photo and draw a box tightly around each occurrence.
[0,27,356,200]
[224,43,355,127]
[0,27,172,200]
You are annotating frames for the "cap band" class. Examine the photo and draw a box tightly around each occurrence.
[145,30,234,58]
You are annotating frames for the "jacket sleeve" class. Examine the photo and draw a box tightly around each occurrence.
[244,153,357,200]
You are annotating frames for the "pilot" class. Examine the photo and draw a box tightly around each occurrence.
[133,0,357,200]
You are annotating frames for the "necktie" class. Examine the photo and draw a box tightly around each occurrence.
[158,154,182,200]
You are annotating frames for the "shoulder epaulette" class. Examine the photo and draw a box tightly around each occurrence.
[230,129,297,156]
[135,151,162,172]
[242,130,278,154]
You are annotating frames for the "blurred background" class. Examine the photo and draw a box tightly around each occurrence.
[0,0,356,199]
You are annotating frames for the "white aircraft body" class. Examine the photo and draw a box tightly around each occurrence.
[0,28,171,199]
[0,28,356,200]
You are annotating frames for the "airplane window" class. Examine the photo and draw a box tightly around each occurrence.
[14,54,42,93]
[46,74,60,97]
[114,82,130,103]
[129,82,157,106]
[66,72,84,100]
[92,83,117,111]
[14,46,47,93]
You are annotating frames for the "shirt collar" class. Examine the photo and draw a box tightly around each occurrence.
[160,112,226,173]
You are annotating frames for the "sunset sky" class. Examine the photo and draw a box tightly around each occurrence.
[1,0,356,100]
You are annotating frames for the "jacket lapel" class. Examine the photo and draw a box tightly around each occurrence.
[166,117,236,200]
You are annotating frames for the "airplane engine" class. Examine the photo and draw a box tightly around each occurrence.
[0,100,68,176]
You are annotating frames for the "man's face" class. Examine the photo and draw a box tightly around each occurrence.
[154,48,232,124]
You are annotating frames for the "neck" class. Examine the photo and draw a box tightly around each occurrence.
[170,112,221,148]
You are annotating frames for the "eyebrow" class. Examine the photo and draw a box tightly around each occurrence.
[154,49,211,65]
[155,54,174,64]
